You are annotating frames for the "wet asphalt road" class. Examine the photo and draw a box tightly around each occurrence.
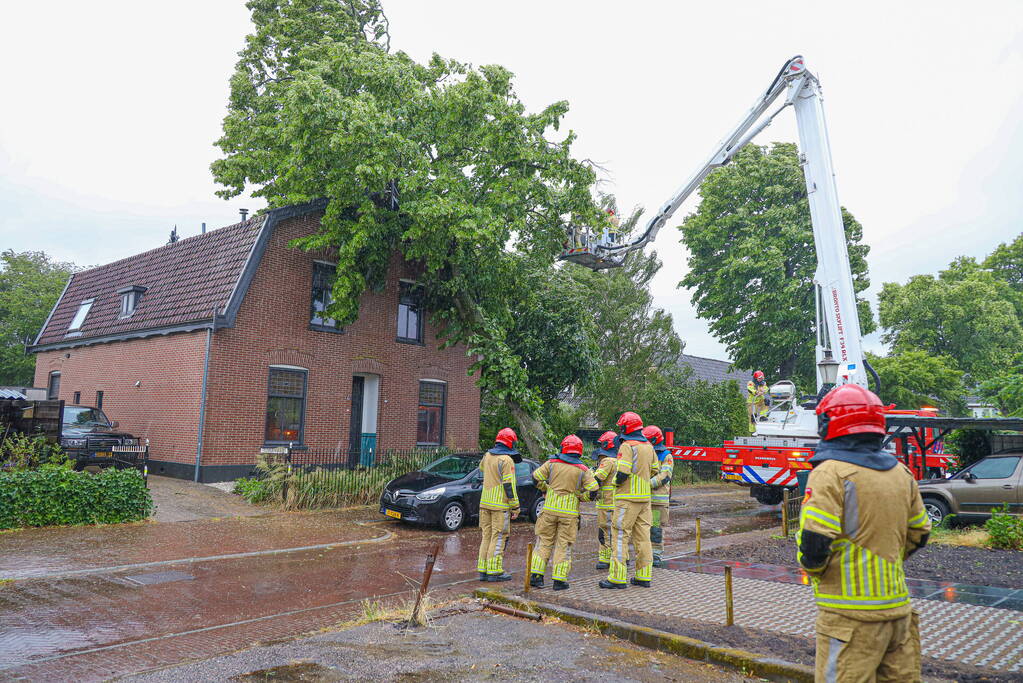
[0,483,778,681]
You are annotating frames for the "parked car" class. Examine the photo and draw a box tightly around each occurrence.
[379,453,546,531]
[918,453,1023,526]
[60,405,144,472]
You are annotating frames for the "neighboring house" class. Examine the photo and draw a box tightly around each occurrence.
[31,201,480,482]
[967,396,1000,419]
[678,354,749,387]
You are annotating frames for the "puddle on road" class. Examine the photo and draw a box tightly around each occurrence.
[232,662,342,682]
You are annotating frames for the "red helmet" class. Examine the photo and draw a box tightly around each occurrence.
[753,370,765,382]
[597,431,617,450]
[816,384,887,440]
[560,434,584,455]
[642,425,664,445]
[495,427,518,449]
[616,411,643,434]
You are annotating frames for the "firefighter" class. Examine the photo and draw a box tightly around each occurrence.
[747,370,770,427]
[797,384,931,682]
[600,411,659,590]
[644,425,673,567]
[477,427,521,582]
[529,435,599,590]
[590,430,619,569]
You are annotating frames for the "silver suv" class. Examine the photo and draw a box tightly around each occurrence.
[917,453,1023,526]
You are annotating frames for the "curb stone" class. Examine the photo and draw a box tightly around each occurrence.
[474,589,814,683]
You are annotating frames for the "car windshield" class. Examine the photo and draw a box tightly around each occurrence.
[63,406,111,429]
[421,455,482,480]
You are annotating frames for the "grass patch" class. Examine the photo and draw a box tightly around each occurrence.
[0,578,13,588]
[930,526,990,548]
[337,594,438,630]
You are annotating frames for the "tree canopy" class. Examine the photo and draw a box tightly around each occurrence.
[214,1,606,454]
[866,350,966,415]
[0,250,77,386]
[677,142,874,392]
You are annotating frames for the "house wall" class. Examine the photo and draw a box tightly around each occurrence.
[199,211,480,480]
[33,332,208,473]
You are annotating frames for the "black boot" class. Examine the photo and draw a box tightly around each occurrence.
[479,572,488,582]
[652,555,664,568]
[486,572,513,582]
[595,561,610,570]
[630,577,651,588]
[529,573,545,588]
[552,579,569,591]
[598,579,626,590]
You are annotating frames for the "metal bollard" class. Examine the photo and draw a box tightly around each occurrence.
[695,516,702,555]
[781,488,789,537]
[724,565,734,626]
[524,542,534,594]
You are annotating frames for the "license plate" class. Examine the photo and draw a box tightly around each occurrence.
[94,452,112,458]
[385,509,401,519]
[724,474,741,480]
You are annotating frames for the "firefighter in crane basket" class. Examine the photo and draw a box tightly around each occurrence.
[797,384,930,682]
[529,435,599,590]
[643,425,673,567]
[477,428,521,582]
[590,430,619,569]
[747,370,770,428]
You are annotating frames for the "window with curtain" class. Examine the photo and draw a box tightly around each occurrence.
[416,381,446,446]
[265,367,307,444]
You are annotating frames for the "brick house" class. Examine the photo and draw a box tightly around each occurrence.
[31,201,480,482]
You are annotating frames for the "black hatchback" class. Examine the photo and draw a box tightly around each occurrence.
[379,453,546,531]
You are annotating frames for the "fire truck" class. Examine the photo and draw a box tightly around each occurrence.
[560,56,956,502]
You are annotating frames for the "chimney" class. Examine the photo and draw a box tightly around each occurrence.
[239,208,249,221]
[168,226,179,244]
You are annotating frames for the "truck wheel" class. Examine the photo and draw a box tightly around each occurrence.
[752,485,784,506]
[923,497,950,527]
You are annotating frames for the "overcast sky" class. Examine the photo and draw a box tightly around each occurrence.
[2,1,1021,361]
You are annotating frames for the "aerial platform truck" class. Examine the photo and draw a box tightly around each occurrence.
[560,56,955,504]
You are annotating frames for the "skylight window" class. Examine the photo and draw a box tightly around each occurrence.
[68,298,94,332]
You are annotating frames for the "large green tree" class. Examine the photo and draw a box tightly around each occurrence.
[0,251,76,385]
[878,257,1022,384]
[978,355,1023,417]
[677,143,874,392]
[213,1,604,455]
[984,232,1023,294]
[866,350,966,416]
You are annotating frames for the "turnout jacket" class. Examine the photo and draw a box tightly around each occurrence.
[651,445,673,506]
[534,458,599,517]
[592,453,618,510]
[479,451,519,512]
[614,439,659,502]
[797,440,930,620]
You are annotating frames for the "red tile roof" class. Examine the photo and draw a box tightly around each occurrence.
[35,216,265,347]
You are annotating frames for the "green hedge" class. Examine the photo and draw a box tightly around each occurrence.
[0,466,153,530]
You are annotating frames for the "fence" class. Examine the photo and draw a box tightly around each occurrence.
[255,445,467,509]
[781,487,802,537]
[1,399,63,443]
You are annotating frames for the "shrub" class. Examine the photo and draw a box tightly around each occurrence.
[233,477,268,503]
[985,505,1023,551]
[1,433,67,472]
[0,465,153,529]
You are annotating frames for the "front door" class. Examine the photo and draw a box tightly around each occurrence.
[348,376,364,467]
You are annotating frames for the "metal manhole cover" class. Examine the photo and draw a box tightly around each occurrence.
[123,570,194,586]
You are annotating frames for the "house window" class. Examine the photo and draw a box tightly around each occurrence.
[265,367,307,444]
[73,391,81,405]
[397,281,424,343]
[310,262,340,330]
[416,380,446,446]
[47,372,61,400]
[117,286,146,318]
[95,390,103,409]
[68,298,94,332]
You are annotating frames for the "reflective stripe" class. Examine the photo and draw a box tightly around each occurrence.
[908,510,929,529]
[543,492,581,516]
[826,637,842,683]
[842,480,859,538]
[815,593,911,609]
[802,506,842,532]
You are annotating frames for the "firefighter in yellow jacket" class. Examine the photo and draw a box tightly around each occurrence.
[797,384,931,682]
[644,425,673,567]
[477,428,521,582]
[600,412,659,589]
[590,430,618,569]
[529,435,599,590]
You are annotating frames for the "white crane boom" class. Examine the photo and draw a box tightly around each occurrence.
[562,56,867,392]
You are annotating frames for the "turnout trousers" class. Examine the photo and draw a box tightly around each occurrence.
[531,513,578,581]
[608,500,652,584]
[477,508,511,575]
[651,504,669,555]
[596,507,613,563]
[815,610,921,683]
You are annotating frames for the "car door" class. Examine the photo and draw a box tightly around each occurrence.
[515,461,538,515]
[464,468,484,519]
[955,456,1022,514]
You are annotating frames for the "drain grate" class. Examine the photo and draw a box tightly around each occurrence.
[123,570,194,586]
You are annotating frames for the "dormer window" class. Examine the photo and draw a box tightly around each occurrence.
[117,286,147,318]
[67,298,94,332]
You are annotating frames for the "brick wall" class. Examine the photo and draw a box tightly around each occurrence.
[33,332,208,468]
[200,211,480,473]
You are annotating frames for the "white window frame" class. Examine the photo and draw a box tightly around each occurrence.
[68,298,94,332]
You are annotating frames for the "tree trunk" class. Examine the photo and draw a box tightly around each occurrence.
[505,397,552,458]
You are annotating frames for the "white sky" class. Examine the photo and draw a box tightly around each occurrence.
[2,1,1021,360]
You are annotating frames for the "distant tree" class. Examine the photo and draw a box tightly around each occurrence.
[866,350,967,416]
[678,143,874,393]
[213,1,605,455]
[0,251,76,385]
[878,257,1022,384]
[984,232,1023,294]
[978,355,1023,417]
[639,369,749,447]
